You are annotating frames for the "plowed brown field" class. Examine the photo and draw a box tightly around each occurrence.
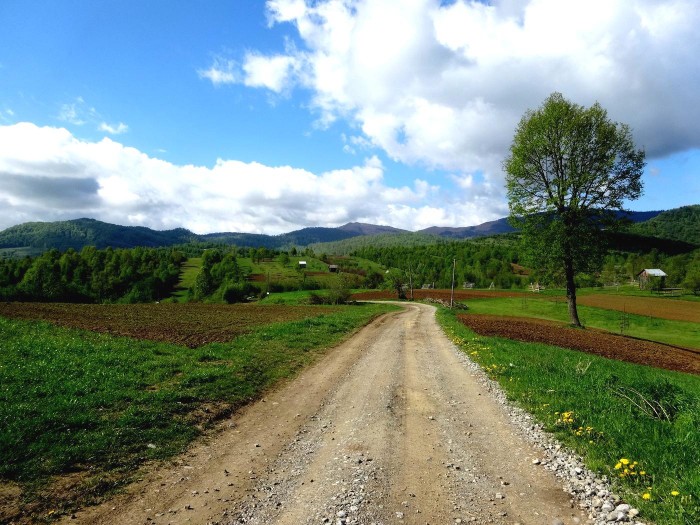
[458,314,700,375]
[0,303,337,348]
[576,294,700,323]
[352,289,527,301]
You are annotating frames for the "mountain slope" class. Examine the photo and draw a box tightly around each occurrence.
[417,211,664,240]
[418,218,513,239]
[337,222,408,236]
[628,205,700,245]
[0,208,690,255]
[0,218,196,252]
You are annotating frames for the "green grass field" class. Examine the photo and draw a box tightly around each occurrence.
[463,295,700,349]
[170,256,202,302]
[437,307,699,525]
[0,302,397,520]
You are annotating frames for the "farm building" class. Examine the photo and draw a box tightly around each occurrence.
[328,264,339,273]
[637,268,667,290]
[298,261,307,269]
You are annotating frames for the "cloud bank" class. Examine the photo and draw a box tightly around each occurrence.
[0,122,500,233]
[206,0,700,176]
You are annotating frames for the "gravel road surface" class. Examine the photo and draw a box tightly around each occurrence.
[66,303,599,525]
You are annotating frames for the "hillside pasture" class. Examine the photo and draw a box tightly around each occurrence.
[170,256,202,302]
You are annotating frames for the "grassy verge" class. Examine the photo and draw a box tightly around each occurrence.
[437,307,699,525]
[463,296,700,349]
[0,302,397,520]
[169,257,202,302]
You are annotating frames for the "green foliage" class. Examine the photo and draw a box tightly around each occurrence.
[0,246,183,303]
[683,266,700,295]
[630,205,700,246]
[310,232,445,255]
[438,308,700,525]
[351,236,527,290]
[0,218,196,253]
[222,282,259,304]
[504,92,646,325]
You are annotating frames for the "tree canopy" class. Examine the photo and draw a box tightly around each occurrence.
[504,92,645,326]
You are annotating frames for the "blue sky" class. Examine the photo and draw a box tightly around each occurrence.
[1,0,699,234]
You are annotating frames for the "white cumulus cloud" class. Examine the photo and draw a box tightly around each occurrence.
[0,123,503,233]
[198,57,239,85]
[99,122,129,135]
[236,0,700,179]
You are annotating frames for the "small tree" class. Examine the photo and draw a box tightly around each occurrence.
[504,93,645,326]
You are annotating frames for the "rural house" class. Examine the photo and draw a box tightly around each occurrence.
[298,261,307,269]
[328,264,339,273]
[636,268,667,290]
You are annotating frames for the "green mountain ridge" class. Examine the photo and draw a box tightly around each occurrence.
[629,205,700,245]
[0,208,694,257]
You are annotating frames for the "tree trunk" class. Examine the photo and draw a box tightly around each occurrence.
[565,259,582,327]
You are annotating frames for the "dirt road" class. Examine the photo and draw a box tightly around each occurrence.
[66,303,588,525]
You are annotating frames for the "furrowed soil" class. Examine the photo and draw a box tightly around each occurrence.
[458,314,700,375]
[61,303,587,525]
[0,303,338,348]
[576,294,700,323]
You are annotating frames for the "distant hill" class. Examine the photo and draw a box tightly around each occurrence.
[338,222,408,236]
[0,218,197,254]
[418,218,513,239]
[0,208,690,256]
[309,232,446,256]
[628,205,700,245]
[415,211,661,240]
[202,226,358,249]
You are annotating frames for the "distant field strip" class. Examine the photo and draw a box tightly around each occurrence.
[0,303,339,347]
[576,294,700,323]
[458,314,700,375]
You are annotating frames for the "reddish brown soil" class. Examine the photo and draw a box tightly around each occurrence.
[0,303,337,348]
[352,288,528,301]
[458,314,700,375]
[576,294,700,323]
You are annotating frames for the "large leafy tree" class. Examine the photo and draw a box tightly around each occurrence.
[504,93,645,326]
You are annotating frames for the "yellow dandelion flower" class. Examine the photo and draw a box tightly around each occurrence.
[639,471,646,476]
[671,491,680,497]
[615,462,622,470]
[642,493,651,500]
[620,458,630,465]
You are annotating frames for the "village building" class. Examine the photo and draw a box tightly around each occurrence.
[636,268,667,290]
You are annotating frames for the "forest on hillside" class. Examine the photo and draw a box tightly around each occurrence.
[351,237,700,292]
[1,229,698,303]
[0,246,184,303]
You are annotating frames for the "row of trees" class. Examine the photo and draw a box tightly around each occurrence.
[0,246,184,303]
[353,239,527,290]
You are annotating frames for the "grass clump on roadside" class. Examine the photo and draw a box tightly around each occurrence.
[0,302,397,521]
[437,307,699,525]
